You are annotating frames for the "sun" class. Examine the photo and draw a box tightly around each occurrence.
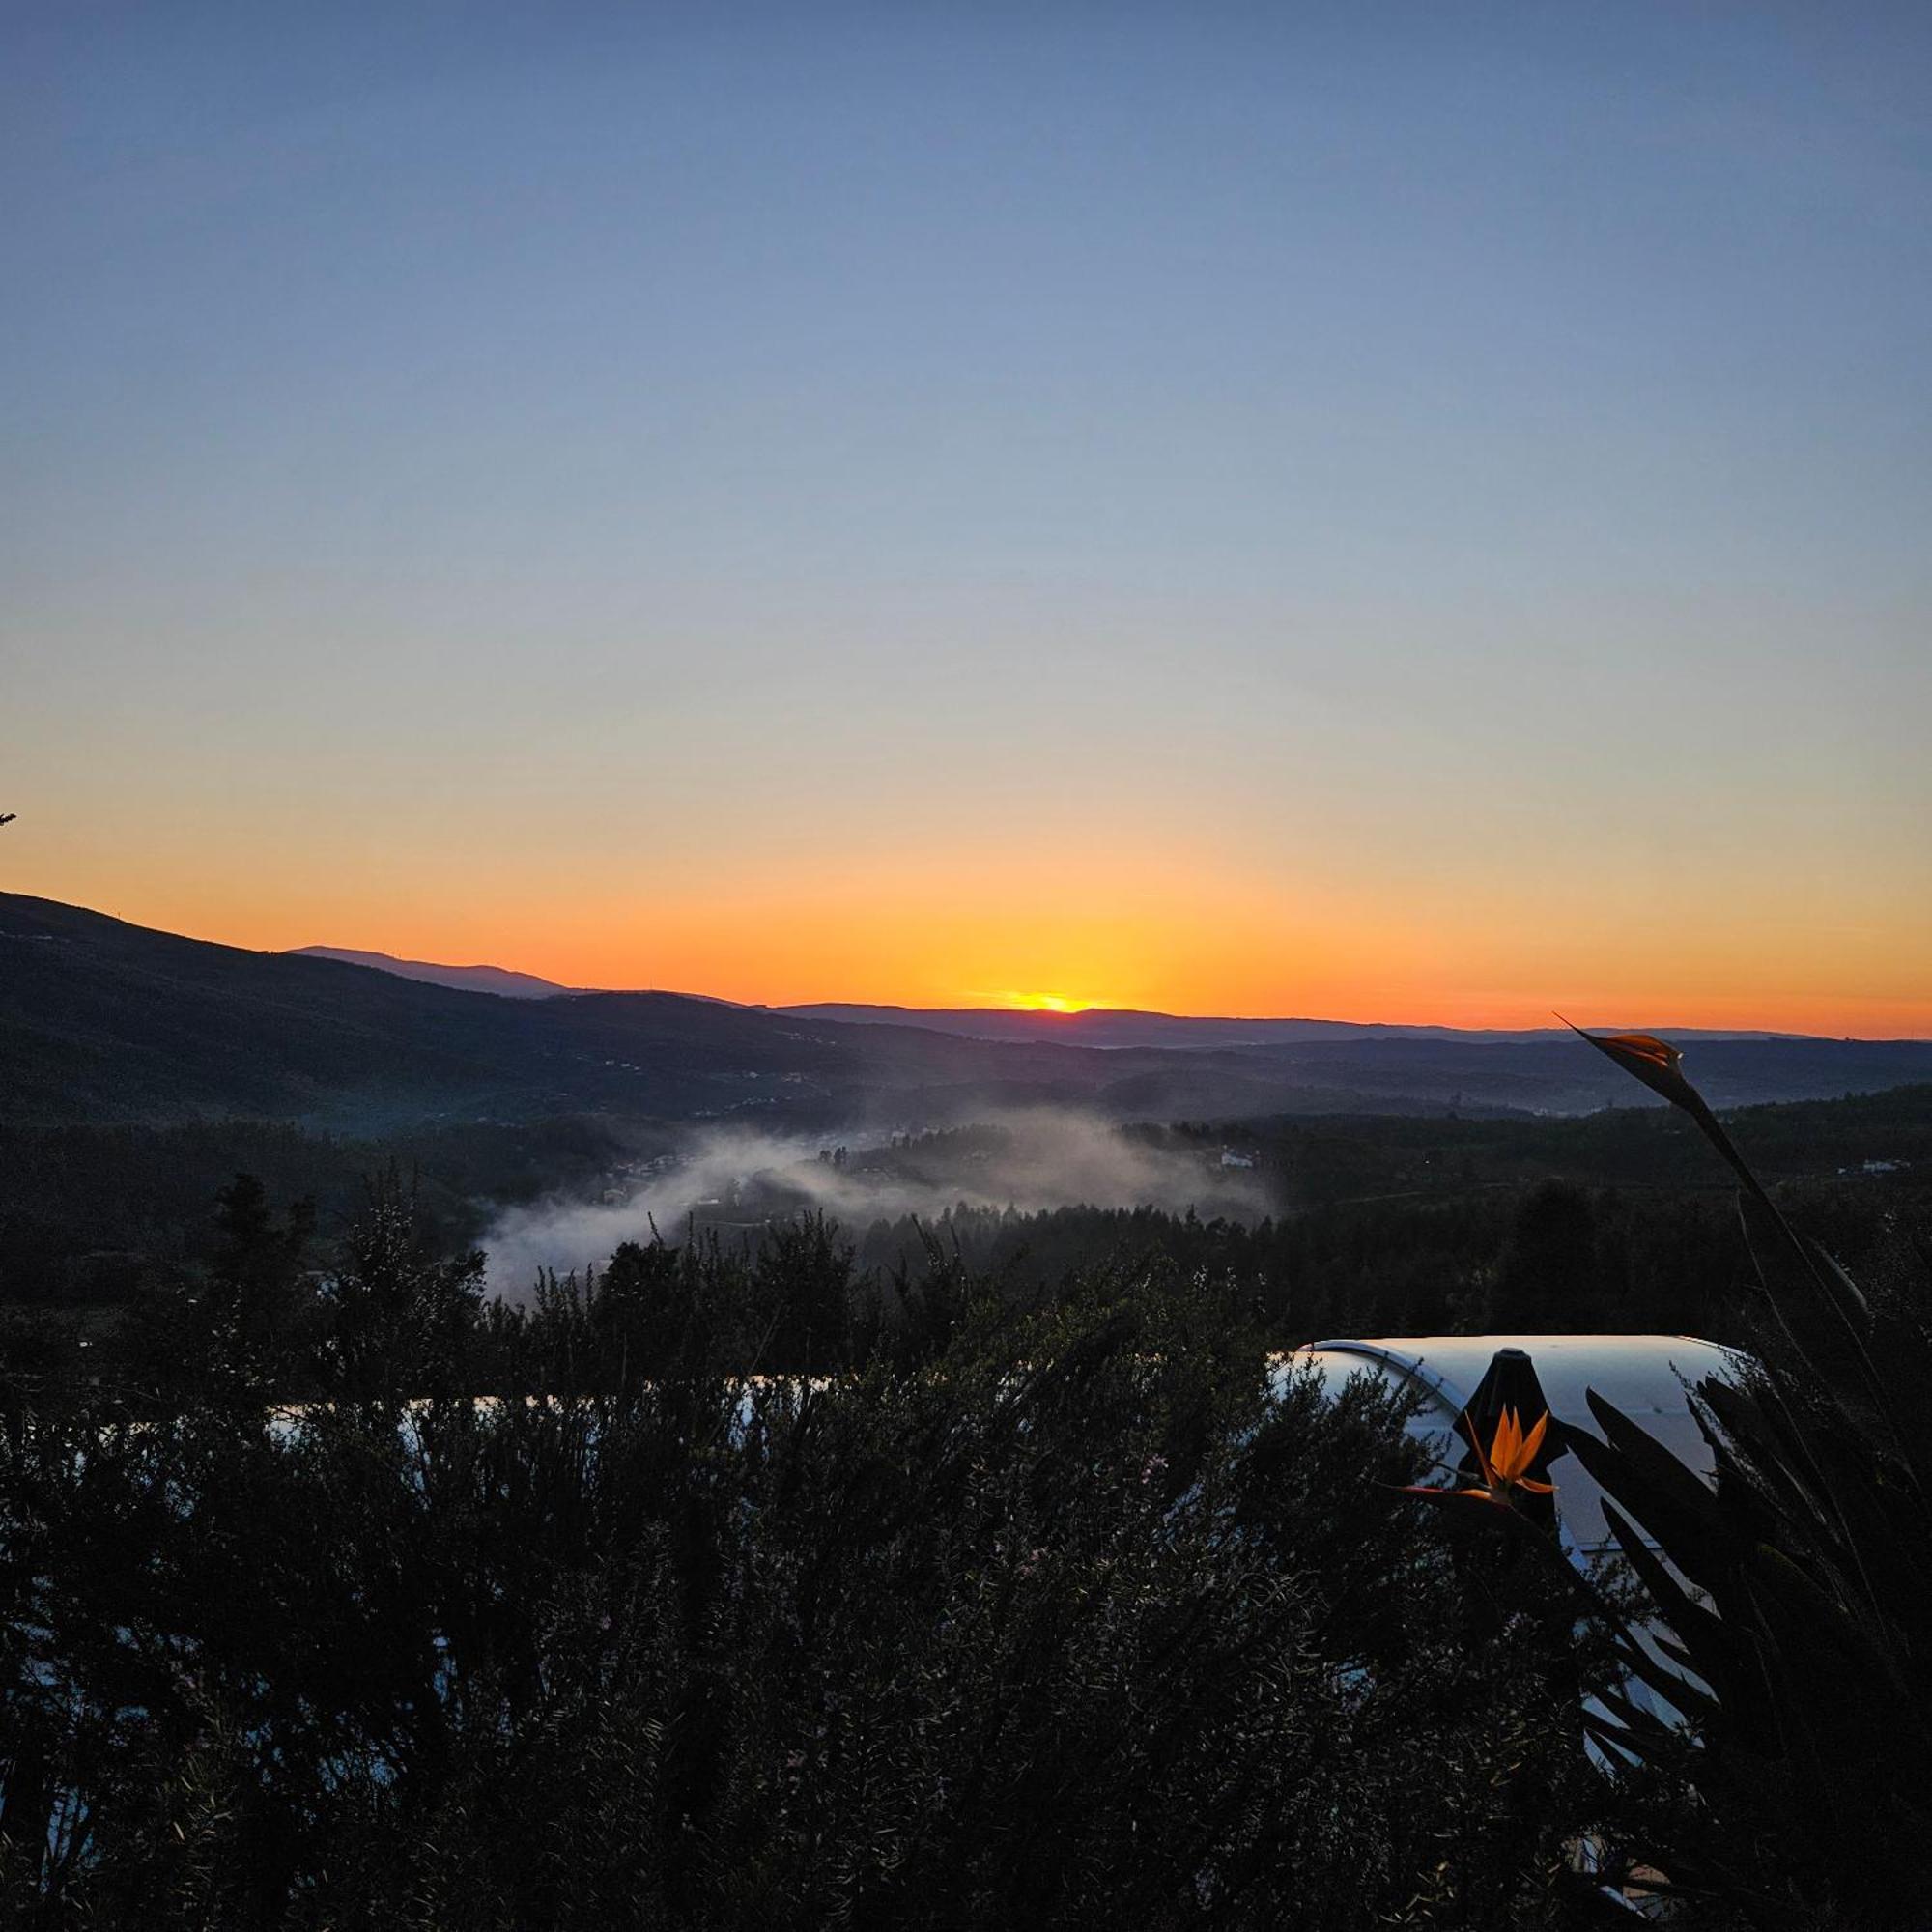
[1002,992,1097,1014]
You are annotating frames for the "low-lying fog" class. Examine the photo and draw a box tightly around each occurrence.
[482,1109,1269,1297]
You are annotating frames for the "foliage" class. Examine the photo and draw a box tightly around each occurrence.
[1563,1031,1932,1927]
[8,1089,1926,1360]
[0,1195,1621,1927]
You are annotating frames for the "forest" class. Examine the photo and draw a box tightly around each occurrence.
[0,1074,1924,1917]
[3,1057,1930,1923]
[4,1084,1924,1363]
[0,1202,1621,1926]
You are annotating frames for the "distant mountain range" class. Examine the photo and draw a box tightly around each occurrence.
[773,1003,1801,1051]
[3,893,1929,1131]
[291,946,573,1000]
[278,948,1811,1049]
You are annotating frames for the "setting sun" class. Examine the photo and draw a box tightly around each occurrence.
[999,993,1109,1015]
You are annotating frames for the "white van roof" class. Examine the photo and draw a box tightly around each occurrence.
[1290,1333,1741,1553]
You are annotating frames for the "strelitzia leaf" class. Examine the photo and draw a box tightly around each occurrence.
[1584,1687,1682,1757]
[1737,1193,1892,1445]
[1603,1636,1722,1729]
[1568,1394,1731,1588]
[1745,1544,1905,1701]
[1570,1021,1896,1465]
[1597,1499,1729,1689]
[1697,1375,1842,1555]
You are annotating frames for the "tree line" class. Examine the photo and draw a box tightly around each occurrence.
[3,1179,1624,1927]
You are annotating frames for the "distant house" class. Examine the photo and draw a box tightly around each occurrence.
[1219,1149,1257,1169]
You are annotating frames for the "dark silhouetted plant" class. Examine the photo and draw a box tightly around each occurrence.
[0,1189,1621,1927]
[1566,1026,1932,1928]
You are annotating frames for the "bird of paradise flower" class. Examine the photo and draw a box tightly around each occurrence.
[1400,1405,1557,1513]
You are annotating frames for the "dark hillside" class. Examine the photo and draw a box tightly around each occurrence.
[1231,1033,1932,1113]
[0,895,1197,1129]
[7,895,1930,1130]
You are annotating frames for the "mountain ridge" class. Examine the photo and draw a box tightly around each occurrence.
[5,894,1929,1129]
[773,1003,1812,1050]
[280,945,1838,1047]
[290,946,574,1000]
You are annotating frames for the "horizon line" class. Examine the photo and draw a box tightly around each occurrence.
[14,895,1929,1044]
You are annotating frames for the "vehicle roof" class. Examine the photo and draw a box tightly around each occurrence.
[1290,1333,1740,1552]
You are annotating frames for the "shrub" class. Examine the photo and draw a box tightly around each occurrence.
[0,1218,1614,1926]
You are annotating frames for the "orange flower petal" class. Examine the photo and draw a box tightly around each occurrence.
[1601,1032,1682,1074]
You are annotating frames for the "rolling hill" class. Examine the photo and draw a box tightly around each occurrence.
[775,1003,1796,1049]
[6,894,1931,1129]
[289,947,574,999]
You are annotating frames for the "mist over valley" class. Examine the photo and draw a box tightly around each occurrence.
[480,1109,1273,1296]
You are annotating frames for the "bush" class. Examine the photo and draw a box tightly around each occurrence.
[1564,1030,1932,1927]
[0,1208,1615,1926]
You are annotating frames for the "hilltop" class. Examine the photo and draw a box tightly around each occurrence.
[5,893,1930,1131]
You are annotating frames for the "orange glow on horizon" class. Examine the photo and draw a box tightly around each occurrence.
[10,835,1931,1040]
[994,992,1114,1015]
[8,9,1930,1062]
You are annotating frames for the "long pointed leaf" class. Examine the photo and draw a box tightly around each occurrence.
[1567,1395,1731,1590]
[1596,1500,1729,1696]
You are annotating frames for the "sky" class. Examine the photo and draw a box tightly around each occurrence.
[4,2,1929,1033]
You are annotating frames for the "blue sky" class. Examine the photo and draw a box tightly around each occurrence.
[5,2,1929,1026]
